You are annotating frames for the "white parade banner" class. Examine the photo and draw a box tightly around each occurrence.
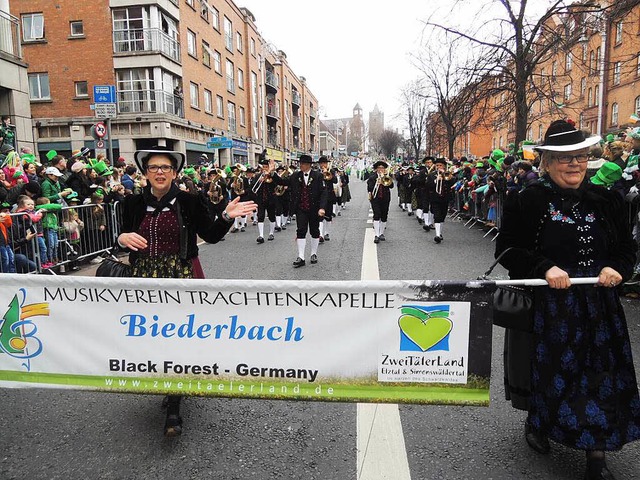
[0,275,494,405]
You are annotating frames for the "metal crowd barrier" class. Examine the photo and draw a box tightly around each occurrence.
[1,201,123,274]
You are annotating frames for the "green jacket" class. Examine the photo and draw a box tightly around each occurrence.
[41,178,63,202]
[39,203,62,229]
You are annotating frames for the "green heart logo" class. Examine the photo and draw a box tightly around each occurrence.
[398,310,453,352]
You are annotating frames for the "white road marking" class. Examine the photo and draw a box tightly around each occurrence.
[357,228,411,480]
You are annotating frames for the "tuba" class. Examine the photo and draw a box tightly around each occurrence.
[274,167,293,196]
[232,164,246,195]
[208,168,227,204]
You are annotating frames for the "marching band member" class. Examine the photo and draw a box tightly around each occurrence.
[289,154,327,267]
[411,163,428,227]
[274,165,292,231]
[367,160,394,244]
[245,167,259,225]
[402,165,415,215]
[252,157,281,243]
[228,164,251,233]
[339,167,351,209]
[426,157,455,243]
[318,156,337,241]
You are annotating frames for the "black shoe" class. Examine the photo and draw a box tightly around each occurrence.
[434,235,442,244]
[164,413,183,437]
[281,225,286,230]
[584,465,615,480]
[337,211,341,216]
[293,257,306,268]
[418,218,423,225]
[408,212,413,216]
[268,234,274,241]
[525,425,550,454]
[310,254,318,264]
[423,224,431,231]
[324,234,330,241]
[374,236,380,244]
[319,236,325,243]
[256,236,264,244]
[379,234,386,241]
[275,226,282,232]
[230,227,238,233]
[240,226,246,232]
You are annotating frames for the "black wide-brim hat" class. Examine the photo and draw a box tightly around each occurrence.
[134,146,186,173]
[535,120,601,152]
[299,154,313,164]
[372,160,388,169]
[433,157,447,165]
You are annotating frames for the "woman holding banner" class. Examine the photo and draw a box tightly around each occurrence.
[496,120,640,480]
[117,146,255,437]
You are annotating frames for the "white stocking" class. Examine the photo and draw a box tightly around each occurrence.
[297,238,306,259]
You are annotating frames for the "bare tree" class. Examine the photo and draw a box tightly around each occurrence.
[424,0,603,145]
[400,80,430,160]
[378,129,403,159]
[415,34,488,159]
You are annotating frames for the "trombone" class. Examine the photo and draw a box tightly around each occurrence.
[371,170,393,199]
[274,167,293,196]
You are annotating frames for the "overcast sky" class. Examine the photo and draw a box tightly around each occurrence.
[238,0,555,131]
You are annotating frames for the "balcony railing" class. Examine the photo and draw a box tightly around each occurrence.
[0,11,21,60]
[113,28,181,63]
[291,90,301,106]
[309,107,317,118]
[267,133,278,145]
[266,104,279,119]
[117,89,181,116]
[265,70,279,90]
[292,115,301,128]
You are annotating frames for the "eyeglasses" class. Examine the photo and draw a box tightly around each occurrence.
[146,165,175,173]
[552,154,589,164]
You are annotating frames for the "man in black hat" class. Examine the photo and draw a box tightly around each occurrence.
[367,160,394,243]
[252,157,281,243]
[288,154,327,266]
[426,158,455,243]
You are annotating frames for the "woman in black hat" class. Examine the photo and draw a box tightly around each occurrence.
[496,120,639,479]
[117,146,256,437]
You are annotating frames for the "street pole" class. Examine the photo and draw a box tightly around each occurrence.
[107,117,114,164]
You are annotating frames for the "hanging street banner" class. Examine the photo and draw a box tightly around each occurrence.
[0,275,494,406]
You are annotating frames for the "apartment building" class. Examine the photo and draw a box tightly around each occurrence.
[441,2,640,158]
[0,0,34,153]
[12,0,319,166]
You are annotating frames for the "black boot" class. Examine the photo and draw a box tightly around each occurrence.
[163,395,183,437]
[524,424,550,454]
[585,451,615,480]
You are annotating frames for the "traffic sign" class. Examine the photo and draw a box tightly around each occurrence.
[94,122,107,138]
[93,85,116,104]
[95,103,117,118]
[95,140,105,149]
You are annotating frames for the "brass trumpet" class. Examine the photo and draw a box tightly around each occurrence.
[322,167,334,181]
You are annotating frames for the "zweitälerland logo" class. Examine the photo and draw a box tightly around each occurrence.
[0,288,49,370]
[398,305,453,352]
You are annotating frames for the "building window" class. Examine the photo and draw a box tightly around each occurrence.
[595,47,600,71]
[594,85,599,106]
[637,53,640,76]
[216,95,224,117]
[580,77,586,97]
[615,20,623,44]
[211,6,219,30]
[551,61,557,78]
[250,38,256,56]
[202,40,211,67]
[565,52,572,71]
[224,17,233,51]
[204,89,212,113]
[75,81,88,97]
[226,59,235,93]
[22,13,44,41]
[587,87,593,107]
[186,0,195,7]
[236,32,243,52]
[589,51,595,74]
[190,82,199,108]
[239,106,246,126]
[582,42,587,62]
[228,101,236,132]
[611,103,619,125]
[635,96,640,115]
[579,113,584,129]
[187,29,197,57]
[200,0,209,21]
[70,20,84,37]
[238,68,244,90]
[538,124,543,140]
[564,83,571,101]
[613,61,621,85]
[28,73,50,100]
[213,50,221,74]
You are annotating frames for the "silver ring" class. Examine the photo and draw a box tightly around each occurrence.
[610,281,615,286]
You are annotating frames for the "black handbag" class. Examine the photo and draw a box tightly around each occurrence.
[95,256,132,278]
[481,247,534,332]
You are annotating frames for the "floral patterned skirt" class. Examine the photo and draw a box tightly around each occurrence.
[527,267,640,451]
[132,253,194,279]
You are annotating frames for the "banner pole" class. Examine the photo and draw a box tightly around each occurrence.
[493,277,600,287]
